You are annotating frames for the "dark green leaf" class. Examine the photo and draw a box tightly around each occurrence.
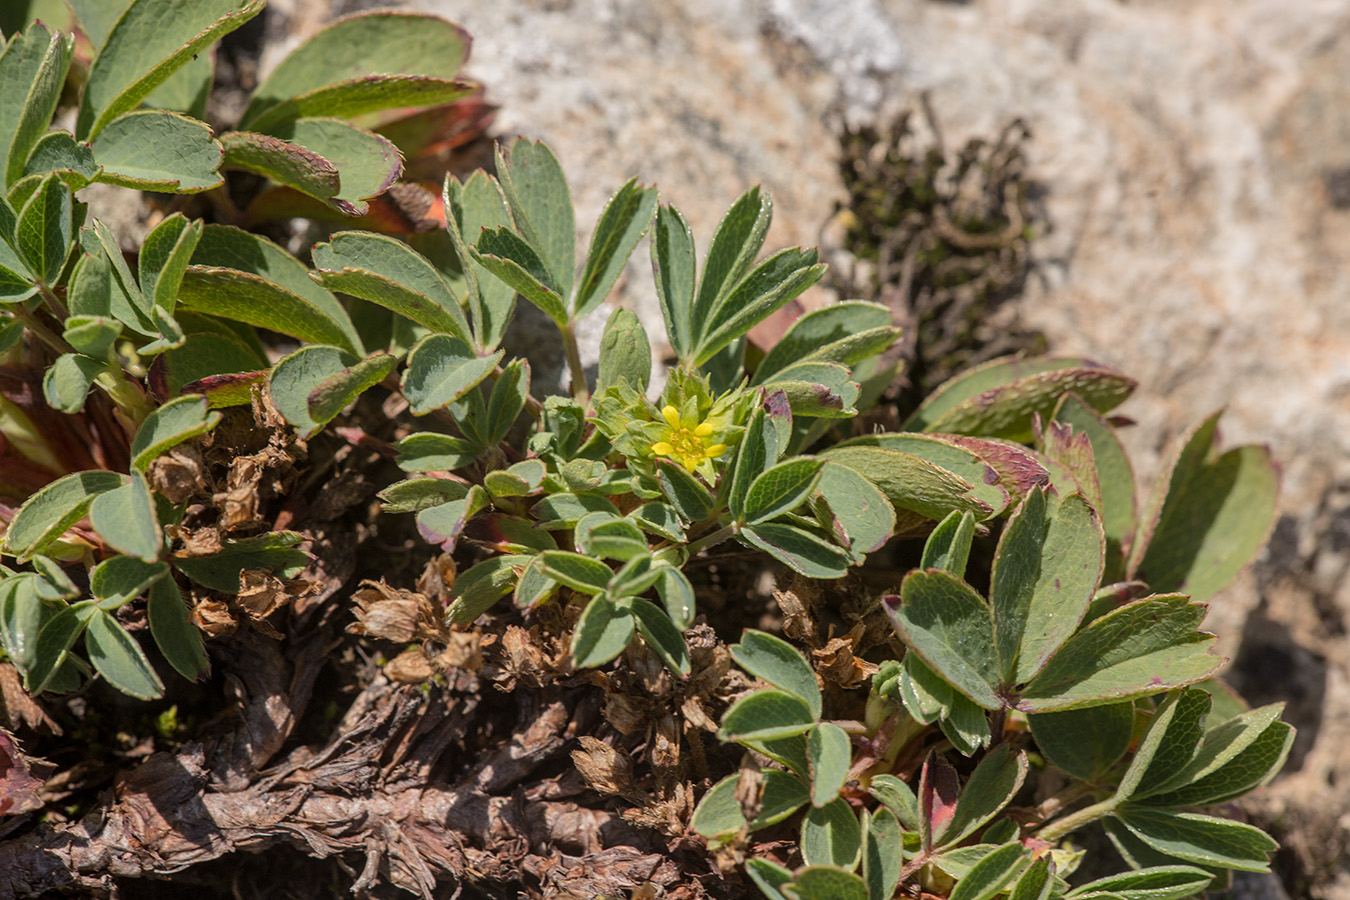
[570,595,634,668]
[1052,393,1137,582]
[311,231,469,338]
[92,110,222,192]
[15,172,71,283]
[808,722,853,807]
[629,596,690,676]
[0,21,73,187]
[471,226,568,327]
[4,470,125,559]
[729,402,778,521]
[400,334,502,415]
[77,0,263,140]
[530,492,620,528]
[138,213,201,313]
[864,807,905,900]
[742,457,824,525]
[595,307,651,395]
[146,575,208,681]
[42,352,103,413]
[832,432,1009,516]
[812,460,896,558]
[262,117,401,215]
[85,607,163,699]
[538,550,613,594]
[90,556,167,602]
[629,502,686,542]
[694,247,824,366]
[130,394,220,471]
[22,131,98,190]
[948,843,1029,900]
[1115,688,1210,801]
[180,267,359,355]
[941,744,1027,847]
[801,796,863,868]
[923,510,976,576]
[240,11,469,131]
[395,432,479,472]
[574,178,657,317]
[761,361,860,418]
[754,300,896,385]
[220,130,339,201]
[269,344,357,438]
[494,138,575,300]
[868,774,919,832]
[574,513,649,561]
[740,522,852,579]
[443,170,515,351]
[790,867,869,900]
[731,629,822,717]
[655,566,695,629]
[445,555,527,625]
[25,602,90,693]
[887,570,1000,709]
[88,471,161,562]
[1065,865,1213,900]
[692,187,771,335]
[1020,596,1220,712]
[655,459,715,523]
[1029,701,1135,781]
[415,485,488,551]
[650,203,696,362]
[1008,855,1054,900]
[1112,808,1276,872]
[822,445,994,532]
[1140,703,1292,807]
[1130,412,1279,606]
[745,858,794,900]
[721,689,815,742]
[691,769,811,838]
[378,477,469,514]
[485,359,529,444]
[306,351,394,423]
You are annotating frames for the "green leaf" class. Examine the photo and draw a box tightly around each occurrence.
[570,595,635,669]
[311,231,469,338]
[731,629,822,717]
[729,402,779,520]
[789,867,869,900]
[761,362,860,419]
[863,807,905,900]
[1130,412,1279,606]
[88,471,161,562]
[90,556,167,603]
[42,352,103,413]
[138,213,201,313]
[445,555,527,625]
[538,550,613,594]
[812,461,896,558]
[269,344,356,438]
[651,203,696,363]
[691,770,811,837]
[0,21,73,187]
[530,492,621,529]
[887,571,1000,710]
[822,445,994,532]
[923,510,976,576]
[721,688,816,742]
[802,796,863,868]
[179,267,359,356]
[595,307,651,395]
[740,522,852,579]
[146,575,208,681]
[144,43,212,118]
[494,138,575,300]
[942,691,992,756]
[307,352,395,424]
[903,355,1137,440]
[941,744,1028,847]
[692,187,772,330]
[1065,865,1213,900]
[1115,688,1211,801]
[1028,700,1135,781]
[395,432,479,473]
[947,843,1029,900]
[77,0,264,140]
[1051,392,1137,576]
[471,226,568,327]
[574,512,648,561]
[833,433,1011,516]
[629,597,690,677]
[694,247,825,367]
[261,117,401,215]
[991,490,1104,684]
[485,359,529,444]
[92,110,222,192]
[443,170,515,351]
[25,602,90,693]
[808,722,853,807]
[172,532,308,593]
[4,470,125,559]
[240,11,470,132]
[22,131,98,190]
[378,478,468,514]
[130,394,220,471]
[401,333,503,415]
[1020,596,1220,712]
[66,238,145,331]
[574,178,658,318]
[868,774,920,832]
[415,486,489,551]
[15,172,71,283]
[220,130,338,201]
[755,300,897,385]
[655,566,696,629]
[745,858,794,900]
[654,459,715,523]
[1139,702,1292,807]
[743,457,824,525]
[1008,856,1055,900]
[85,607,164,699]
[1112,809,1276,872]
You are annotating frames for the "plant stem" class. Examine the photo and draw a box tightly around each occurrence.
[561,320,588,404]
[684,524,736,557]
[37,283,68,320]
[13,307,73,356]
[1036,795,1117,842]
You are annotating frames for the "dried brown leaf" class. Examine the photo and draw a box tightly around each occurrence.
[0,729,47,817]
[147,445,208,504]
[0,664,59,734]
[571,736,641,799]
[191,597,238,637]
[349,581,445,643]
[385,648,435,684]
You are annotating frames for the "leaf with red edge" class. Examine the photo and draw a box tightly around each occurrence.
[920,750,960,853]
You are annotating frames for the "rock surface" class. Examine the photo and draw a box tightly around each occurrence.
[258,0,1350,894]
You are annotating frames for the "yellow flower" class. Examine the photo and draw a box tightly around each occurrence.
[650,405,728,473]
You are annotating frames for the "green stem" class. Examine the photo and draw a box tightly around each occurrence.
[13,307,72,356]
[561,320,589,404]
[37,283,68,321]
[1036,795,1117,842]
[684,524,736,557]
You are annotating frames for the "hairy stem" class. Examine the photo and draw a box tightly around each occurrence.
[561,320,589,404]
[1036,795,1117,842]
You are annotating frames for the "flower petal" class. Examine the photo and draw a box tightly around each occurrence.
[662,405,682,429]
